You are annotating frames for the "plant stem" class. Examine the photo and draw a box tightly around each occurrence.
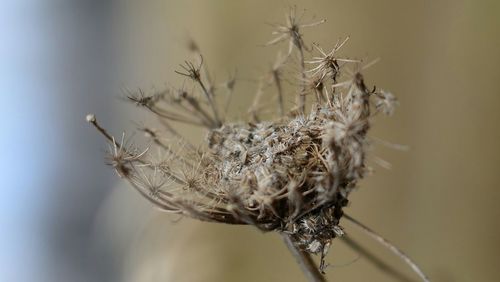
[340,236,413,282]
[297,46,307,114]
[282,233,327,282]
[343,214,430,282]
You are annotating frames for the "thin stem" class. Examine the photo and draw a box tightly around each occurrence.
[340,236,414,282]
[157,118,197,152]
[282,233,327,282]
[272,70,284,117]
[223,76,236,119]
[343,214,430,282]
[86,114,119,147]
[249,80,264,123]
[297,46,307,114]
[197,79,221,127]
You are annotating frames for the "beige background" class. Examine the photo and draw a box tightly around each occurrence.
[92,1,500,281]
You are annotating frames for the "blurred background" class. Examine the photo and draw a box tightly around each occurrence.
[1,0,499,281]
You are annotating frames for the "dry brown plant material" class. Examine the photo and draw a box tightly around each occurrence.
[87,7,429,282]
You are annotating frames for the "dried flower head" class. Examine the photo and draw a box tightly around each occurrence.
[266,6,325,55]
[88,9,429,282]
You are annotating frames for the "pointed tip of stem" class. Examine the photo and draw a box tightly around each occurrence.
[86,113,115,144]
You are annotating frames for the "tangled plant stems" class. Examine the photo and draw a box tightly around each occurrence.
[87,7,429,282]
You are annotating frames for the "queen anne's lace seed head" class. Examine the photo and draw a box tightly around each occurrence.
[88,8,398,272]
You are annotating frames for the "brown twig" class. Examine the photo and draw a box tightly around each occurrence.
[343,214,430,282]
[297,46,307,113]
[340,236,415,282]
[282,233,327,282]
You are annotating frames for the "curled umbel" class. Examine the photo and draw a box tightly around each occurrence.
[88,7,428,282]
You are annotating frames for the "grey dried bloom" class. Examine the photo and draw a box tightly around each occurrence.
[88,9,429,282]
[265,6,325,55]
[306,38,360,83]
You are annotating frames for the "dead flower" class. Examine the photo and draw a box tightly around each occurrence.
[87,9,429,282]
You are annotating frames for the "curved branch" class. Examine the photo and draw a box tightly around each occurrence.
[343,214,430,282]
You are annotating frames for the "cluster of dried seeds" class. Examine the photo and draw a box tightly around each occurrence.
[88,7,429,282]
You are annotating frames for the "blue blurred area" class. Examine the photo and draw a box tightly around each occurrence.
[0,1,117,281]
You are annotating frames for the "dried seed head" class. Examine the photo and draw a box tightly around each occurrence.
[266,6,325,55]
[88,10,401,273]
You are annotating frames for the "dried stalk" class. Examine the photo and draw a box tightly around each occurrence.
[87,6,429,282]
[297,46,307,113]
[340,236,414,282]
[344,214,430,282]
[283,233,326,282]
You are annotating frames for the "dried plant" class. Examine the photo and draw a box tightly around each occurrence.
[87,7,429,282]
